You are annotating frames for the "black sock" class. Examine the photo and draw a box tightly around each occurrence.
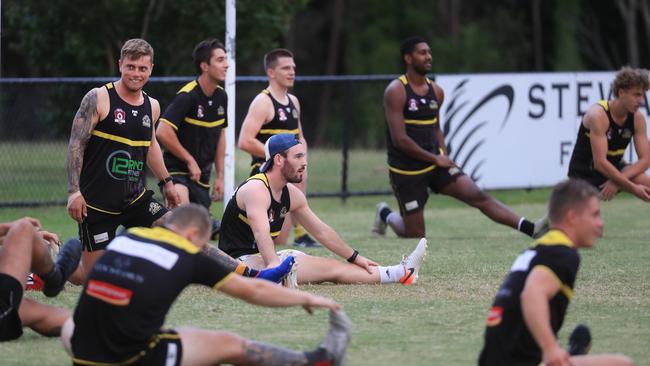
[519,219,534,237]
[379,207,392,222]
[304,347,330,366]
[38,266,62,287]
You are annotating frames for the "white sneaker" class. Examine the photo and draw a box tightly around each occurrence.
[533,214,550,239]
[371,202,389,236]
[282,260,299,289]
[399,238,427,285]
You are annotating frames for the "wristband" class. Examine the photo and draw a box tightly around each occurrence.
[346,249,359,263]
[158,176,173,188]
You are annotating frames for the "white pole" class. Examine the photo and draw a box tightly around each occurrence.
[224,0,236,209]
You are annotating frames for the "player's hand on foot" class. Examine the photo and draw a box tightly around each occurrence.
[351,255,378,274]
[302,294,341,314]
[39,230,60,245]
[67,193,87,223]
[599,180,619,201]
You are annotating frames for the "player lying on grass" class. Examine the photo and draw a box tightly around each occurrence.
[0,218,81,342]
[479,179,634,366]
[61,204,351,366]
[219,133,428,286]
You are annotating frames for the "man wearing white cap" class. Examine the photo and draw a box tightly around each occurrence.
[219,133,427,285]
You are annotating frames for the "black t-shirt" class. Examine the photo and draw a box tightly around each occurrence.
[71,226,234,364]
[479,230,580,365]
[160,80,228,186]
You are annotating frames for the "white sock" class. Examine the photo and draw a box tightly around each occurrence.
[378,264,406,284]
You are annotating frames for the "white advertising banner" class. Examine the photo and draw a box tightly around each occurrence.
[436,72,650,189]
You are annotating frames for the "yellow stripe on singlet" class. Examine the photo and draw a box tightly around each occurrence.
[607,149,626,156]
[388,164,436,175]
[183,117,225,128]
[238,213,251,225]
[534,265,574,299]
[404,118,438,125]
[128,227,199,254]
[91,130,151,147]
[258,128,300,135]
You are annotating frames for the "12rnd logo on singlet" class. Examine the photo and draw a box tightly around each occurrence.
[106,150,144,182]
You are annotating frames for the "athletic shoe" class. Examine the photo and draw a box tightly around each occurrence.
[42,237,82,297]
[568,324,592,356]
[210,219,221,241]
[319,310,352,366]
[399,238,428,285]
[25,273,44,291]
[257,256,295,283]
[532,214,550,239]
[293,233,322,248]
[371,202,389,236]
[283,259,299,289]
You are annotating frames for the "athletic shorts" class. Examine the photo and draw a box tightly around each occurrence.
[568,160,629,188]
[167,175,211,209]
[0,273,24,342]
[237,249,305,267]
[79,190,168,252]
[73,329,182,366]
[389,166,463,215]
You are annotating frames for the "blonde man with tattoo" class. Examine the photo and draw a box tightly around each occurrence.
[66,39,180,278]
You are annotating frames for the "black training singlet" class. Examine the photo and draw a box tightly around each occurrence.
[386,75,441,175]
[218,173,291,258]
[250,89,300,174]
[479,230,579,365]
[160,80,228,187]
[80,83,152,214]
[568,100,635,179]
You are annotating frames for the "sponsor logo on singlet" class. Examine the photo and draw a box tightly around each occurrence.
[106,150,144,182]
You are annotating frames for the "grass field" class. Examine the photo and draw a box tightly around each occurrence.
[0,189,648,365]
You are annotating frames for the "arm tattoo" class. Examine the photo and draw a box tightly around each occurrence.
[202,244,240,272]
[66,90,98,194]
[243,340,307,366]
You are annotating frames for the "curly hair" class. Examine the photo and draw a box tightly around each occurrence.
[612,66,650,97]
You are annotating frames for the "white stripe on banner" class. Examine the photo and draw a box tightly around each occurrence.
[107,237,179,270]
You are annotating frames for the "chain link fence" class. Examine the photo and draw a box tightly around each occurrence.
[1,75,397,207]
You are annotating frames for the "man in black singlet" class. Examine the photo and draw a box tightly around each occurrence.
[61,204,350,366]
[479,179,634,366]
[373,36,545,239]
[66,39,180,280]
[220,134,428,287]
[238,48,320,248]
[568,66,650,202]
[0,218,80,342]
[157,38,228,210]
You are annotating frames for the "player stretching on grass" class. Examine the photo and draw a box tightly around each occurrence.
[220,133,428,286]
[61,204,351,366]
[479,179,634,366]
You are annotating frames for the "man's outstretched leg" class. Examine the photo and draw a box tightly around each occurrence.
[259,238,428,285]
[203,244,294,283]
[178,310,351,365]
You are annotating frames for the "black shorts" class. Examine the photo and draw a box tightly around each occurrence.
[0,273,24,342]
[171,175,211,209]
[73,329,183,366]
[79,190,168,252]
[390,166,463,215]
[568,160,628,188]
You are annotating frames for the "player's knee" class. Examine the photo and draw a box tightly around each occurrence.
[10,219,37,236]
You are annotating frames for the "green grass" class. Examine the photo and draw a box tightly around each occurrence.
[0,193,648,365]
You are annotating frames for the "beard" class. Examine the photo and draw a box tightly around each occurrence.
[282,164,304,183]
[412,64,429,76]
